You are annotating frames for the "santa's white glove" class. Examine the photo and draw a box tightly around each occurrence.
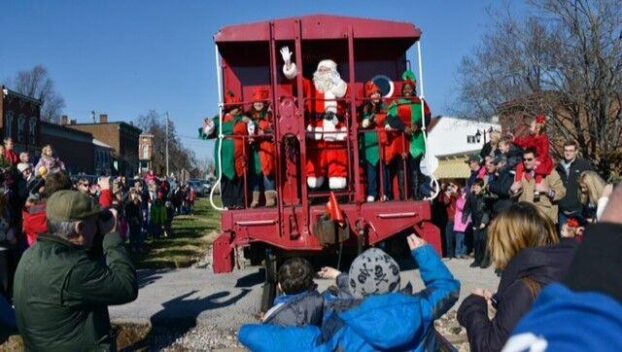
[331,72,342,86]
[280,46,292,64]
[362,119,370,128]
[247,122,256,135]
[384,124,393,131]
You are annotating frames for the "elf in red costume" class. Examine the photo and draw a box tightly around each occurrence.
[247,88,277,207]
[513,114,554,185]
[360,81,392,202]
[385,71,431,200]
[280,46,348,190]
[199,92,250,209]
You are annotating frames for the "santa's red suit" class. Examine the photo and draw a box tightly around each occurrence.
[283,59,348,190]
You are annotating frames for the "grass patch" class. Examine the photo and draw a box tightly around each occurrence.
[130,198,222,269]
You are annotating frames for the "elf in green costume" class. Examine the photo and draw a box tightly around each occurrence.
[247,88,277,208]
[386,70,431,200]
[360,81,392,202]
[199,93,251,209]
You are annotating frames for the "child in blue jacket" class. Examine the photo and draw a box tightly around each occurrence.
[240,234,460,352]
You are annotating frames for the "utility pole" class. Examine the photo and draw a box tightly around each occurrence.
[165,112,170,177]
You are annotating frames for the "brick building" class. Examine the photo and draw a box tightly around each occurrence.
[39,121,94,174]
[0,86,41,154]
[65,114,142,176]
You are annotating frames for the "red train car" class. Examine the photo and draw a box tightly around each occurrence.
[208,15,441,301]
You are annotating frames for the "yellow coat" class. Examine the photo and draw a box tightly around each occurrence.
[517,170,566,224]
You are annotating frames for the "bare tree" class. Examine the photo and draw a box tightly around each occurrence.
[10,65,66,123]
[457,0,622,173]
[135,110,197,176]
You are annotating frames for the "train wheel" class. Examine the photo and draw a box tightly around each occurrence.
[260,248,278,313]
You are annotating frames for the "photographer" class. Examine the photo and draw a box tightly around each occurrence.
[13,190,138,351]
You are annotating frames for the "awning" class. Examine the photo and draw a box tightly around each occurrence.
[434,154,475,179]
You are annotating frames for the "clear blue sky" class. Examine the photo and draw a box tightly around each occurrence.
[0,0,527,162]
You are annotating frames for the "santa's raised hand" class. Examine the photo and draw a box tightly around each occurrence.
[280,46,293,65]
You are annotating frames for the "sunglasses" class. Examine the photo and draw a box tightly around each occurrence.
[523,157,534,161]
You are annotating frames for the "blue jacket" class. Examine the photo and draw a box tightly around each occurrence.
[239,245,460,351]
[504,284,622,352]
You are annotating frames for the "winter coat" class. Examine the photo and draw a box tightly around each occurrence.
[124,200,143,226]
[439,191,459,220]
[13,232,137,351]
[479,142,501,160]
[150,203,167,225]
[263,290,324,327]
[556,158,592,215]
[453,195,470,233]
[457,239,578,352]
[487,167,515,216]
[516,170,566,224]
[239,245,460,352]
[504,144,524,170]
[505,223,622,351]
[463,192,489,229]
[22,203,47,246]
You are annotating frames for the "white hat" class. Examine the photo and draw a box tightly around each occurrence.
[317,59,337,72]
[17,163,31,173]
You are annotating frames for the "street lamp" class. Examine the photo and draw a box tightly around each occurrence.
[467,127,494,144]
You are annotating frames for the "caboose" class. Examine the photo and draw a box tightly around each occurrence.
[207,14,442,309]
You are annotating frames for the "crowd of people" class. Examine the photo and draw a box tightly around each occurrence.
[0,138,202,347]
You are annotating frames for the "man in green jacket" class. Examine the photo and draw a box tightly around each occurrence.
[13,190,138,351]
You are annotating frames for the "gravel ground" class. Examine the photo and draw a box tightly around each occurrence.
[108,256,499,351]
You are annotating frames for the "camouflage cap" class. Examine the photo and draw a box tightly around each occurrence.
[46,190,103,221]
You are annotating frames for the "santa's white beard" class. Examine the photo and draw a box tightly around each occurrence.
[313,71,334,93]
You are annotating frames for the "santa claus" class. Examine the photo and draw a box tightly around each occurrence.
[280,46,348,190]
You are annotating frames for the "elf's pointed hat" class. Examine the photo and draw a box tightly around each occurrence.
[401,70,417,89]
[224,91,241,110]
[327,191,345,226]
[364,81,381,97]
[251,88,269,102]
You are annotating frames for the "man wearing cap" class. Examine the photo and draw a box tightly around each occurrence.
[13,190,138,351]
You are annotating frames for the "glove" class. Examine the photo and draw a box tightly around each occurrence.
[247,122,256,135]
[362,119,370,128]
[331,72,342,85]
[280,46,292,64]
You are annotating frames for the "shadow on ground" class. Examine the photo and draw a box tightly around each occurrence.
[120,289,251,351]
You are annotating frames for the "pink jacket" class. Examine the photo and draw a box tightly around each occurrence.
[453,195,471,232]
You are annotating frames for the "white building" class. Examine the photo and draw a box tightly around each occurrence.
[426,116,501,179]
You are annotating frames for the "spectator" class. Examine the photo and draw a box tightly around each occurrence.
[556,140,592,226]
[240,235,459,351]
[454,188,471,259]
[463,179,491,268]
[511,148,566,225]
[439,181,459,258]
[13,190,138,351]
[579,170,613,221]
[466,155,485,188]
[22,171,74,247]
[458,202,577,352]
[124,189,143,252]
[262,257,323,327]
[3,138,19,166]
[0,146,10,169]
[76,177,91,195]
[503,185,622,352]
[34,145,65,174]
[498,136,523,170]
[486,155,515,217]
[479,129,502,160]
[513,115,554,187]
[149,198,167,239]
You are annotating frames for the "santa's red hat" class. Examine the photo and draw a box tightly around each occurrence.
[364,81,381,97]
[251,88,269,102]
[535,114,547,124]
